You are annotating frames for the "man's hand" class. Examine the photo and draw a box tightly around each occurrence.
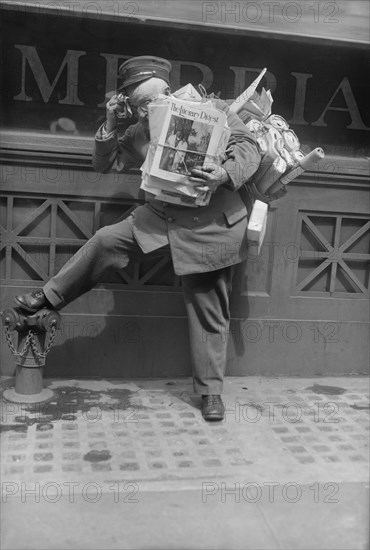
[190,163,230,193]
[105,94,131,133]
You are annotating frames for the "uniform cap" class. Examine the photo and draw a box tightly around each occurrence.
[118,56,171,90]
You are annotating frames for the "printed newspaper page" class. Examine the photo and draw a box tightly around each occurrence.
[149,97,227,184]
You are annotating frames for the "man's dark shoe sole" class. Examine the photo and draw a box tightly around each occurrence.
[14,291,49,313]
[203,412,224,421]
[14,297,40,313]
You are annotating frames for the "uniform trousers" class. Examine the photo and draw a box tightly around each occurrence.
[43,218,236,395]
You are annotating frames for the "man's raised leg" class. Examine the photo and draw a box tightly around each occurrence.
[15,218,141,311]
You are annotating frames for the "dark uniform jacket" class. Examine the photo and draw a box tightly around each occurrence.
[92,100,262,275]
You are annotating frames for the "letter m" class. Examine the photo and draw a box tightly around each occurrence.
[14,45,85,105]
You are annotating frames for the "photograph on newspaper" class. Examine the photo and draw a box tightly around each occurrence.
[149,97,227,183]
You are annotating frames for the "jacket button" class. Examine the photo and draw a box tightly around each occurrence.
[167,217,174,223]
[193,216,199,222]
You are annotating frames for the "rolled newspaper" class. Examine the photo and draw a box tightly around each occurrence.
[268,147,325,193]
[256,137,268,154]
[245,119,264,134]
[282,129,300,152]
[265,114,289,131]
[280,148,295,168]
[280,147,325,185]
[264,126,284,159]
[297,147,325,170]
[245,119,268,154]
[256,156,287,194]
[292,150,305,163]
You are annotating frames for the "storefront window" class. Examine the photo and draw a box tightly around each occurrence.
[1,7,369,156]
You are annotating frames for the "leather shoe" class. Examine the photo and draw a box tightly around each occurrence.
[201,395,225,421]
[14,289,49,313]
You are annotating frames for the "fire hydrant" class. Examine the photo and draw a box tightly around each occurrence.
[1,307,61,403]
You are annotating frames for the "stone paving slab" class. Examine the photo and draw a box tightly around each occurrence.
[1,376,369,550]
[1,376,369,491]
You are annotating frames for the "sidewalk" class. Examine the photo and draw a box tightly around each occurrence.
[1,376,369,549]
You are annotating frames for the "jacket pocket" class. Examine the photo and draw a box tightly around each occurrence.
[223,203,248,227]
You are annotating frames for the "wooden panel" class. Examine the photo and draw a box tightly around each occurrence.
[1,159,369,377]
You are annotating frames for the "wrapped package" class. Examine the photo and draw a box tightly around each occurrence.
[247,199,268,254]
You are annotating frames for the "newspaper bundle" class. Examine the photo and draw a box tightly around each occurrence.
[141,90,230,207]
[229,68,325,251]
[229,69,325,196]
